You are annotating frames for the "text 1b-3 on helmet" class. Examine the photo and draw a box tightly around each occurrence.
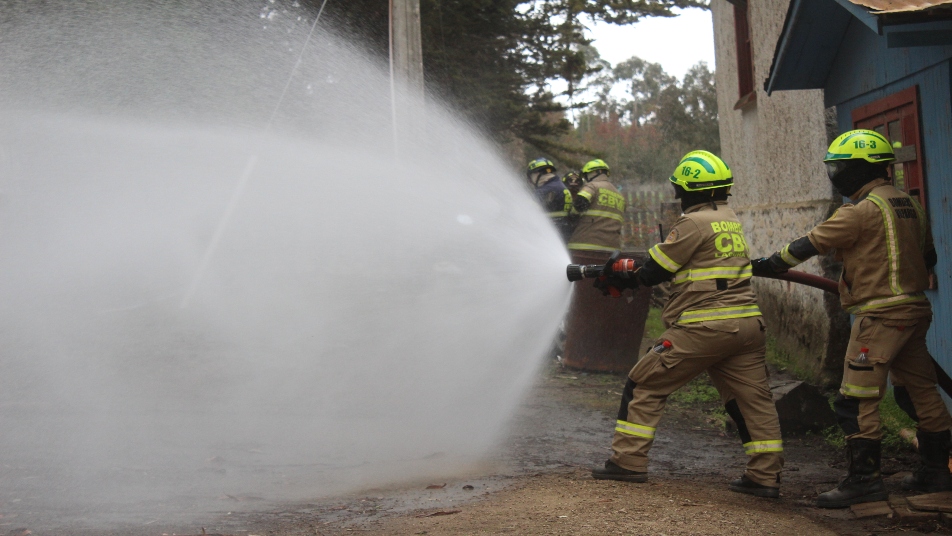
[580,159,610,182]
[669,150,732,191]
[824,129,895,179]
[823,129,895,196]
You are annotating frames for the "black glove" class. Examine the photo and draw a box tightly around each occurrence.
[594,252,641,296]
[751,255,788,277]
[593,274,640,297]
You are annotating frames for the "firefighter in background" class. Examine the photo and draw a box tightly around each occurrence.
[562,170,583,198]
[527,157,573,242]
[590,150,784,498]
[567,159,624,253]
[753,129,952,508]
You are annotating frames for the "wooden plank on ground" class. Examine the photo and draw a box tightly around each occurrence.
[851,501,893,518]
[888,494,909,509]
[906,491,952,513]
[894,506,940,523]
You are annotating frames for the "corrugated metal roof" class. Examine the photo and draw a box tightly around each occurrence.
[849,0,952,13]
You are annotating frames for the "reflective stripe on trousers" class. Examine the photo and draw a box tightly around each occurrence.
[841,383,880,398]
[615,419,656,439]
[744,440,783,455]
[845,292,927,315]
[677,304,762,324]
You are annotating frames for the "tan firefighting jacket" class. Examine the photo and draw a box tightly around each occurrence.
[803,179,933,319]
[567,176,625,252]
[647,201,760,328]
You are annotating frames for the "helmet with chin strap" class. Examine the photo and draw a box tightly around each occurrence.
[669,150,732,191]
[526,157,557,187]
[823,130,894,196]
[580,159,610,181]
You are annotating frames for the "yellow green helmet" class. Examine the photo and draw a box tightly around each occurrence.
[669,150,733,191]
[527,157,556,176]
[824,129,895,164]
[581,159,610,177]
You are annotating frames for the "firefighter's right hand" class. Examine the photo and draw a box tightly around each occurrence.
[593,274,640,297]
[595,252,641,296]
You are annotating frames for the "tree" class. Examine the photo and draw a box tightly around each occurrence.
[564,57,719,182]
[315,0,709,161]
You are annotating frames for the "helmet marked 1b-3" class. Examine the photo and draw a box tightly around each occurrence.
[823,129,895,182]
[669,150,733,191]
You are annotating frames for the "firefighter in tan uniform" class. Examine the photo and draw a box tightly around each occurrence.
[567,159,625,254]
[754,129,952,508]
[590,151,784,498]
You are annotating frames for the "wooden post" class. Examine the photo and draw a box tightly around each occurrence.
[390,0,424,96]
[389,0,424,154]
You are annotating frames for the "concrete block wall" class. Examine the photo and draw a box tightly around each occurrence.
[711,0,850,382]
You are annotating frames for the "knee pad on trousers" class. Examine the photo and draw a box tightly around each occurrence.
[892,386,920,423]
[834,394,861,436]
[617,378,636,421]
[725,399,752,444]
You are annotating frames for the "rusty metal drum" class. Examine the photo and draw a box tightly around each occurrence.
[562,250,651,373]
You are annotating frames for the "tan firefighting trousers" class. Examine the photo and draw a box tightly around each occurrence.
[610,316,784,487]
[837,315,952,440]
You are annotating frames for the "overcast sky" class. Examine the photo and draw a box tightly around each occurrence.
[586,7,716,78]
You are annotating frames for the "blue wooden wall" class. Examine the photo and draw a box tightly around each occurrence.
[824,19,952,108]
[825,19,952,407]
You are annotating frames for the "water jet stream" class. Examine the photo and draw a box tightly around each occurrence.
[181,0,330,309]
[0,1,570,530]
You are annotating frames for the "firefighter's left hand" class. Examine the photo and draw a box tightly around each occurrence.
[594,274,640,297]
[751,255,788,277]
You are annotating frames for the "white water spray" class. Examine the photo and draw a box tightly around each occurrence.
[0,1,570,530]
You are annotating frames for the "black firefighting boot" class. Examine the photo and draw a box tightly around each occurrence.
[816,438,888,508]
[591,460,648,483]
[901,429,952,493]
[729,475,780,498]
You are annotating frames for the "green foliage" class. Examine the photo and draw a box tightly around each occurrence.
[644,306,664,340]
[668,375,720,406]
[318,0,710,157]
[764,333,816,382]
[821,390,917,456]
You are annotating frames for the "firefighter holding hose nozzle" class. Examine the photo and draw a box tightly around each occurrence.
[752,129,952,508]
[575,151,785,498]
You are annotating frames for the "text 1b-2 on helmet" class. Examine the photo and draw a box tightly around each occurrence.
[669,150,732,191]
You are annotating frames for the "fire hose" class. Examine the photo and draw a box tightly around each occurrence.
[566,260,952,399]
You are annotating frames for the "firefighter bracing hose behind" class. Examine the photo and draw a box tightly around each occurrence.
[566,159,625,254]
[526,157,573,242]
[560,158,648,373]
[752,129,952,509]
[587,150,784,498]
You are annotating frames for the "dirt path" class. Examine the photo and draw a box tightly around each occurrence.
[10,364,949,535]
[215,365,949,536]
